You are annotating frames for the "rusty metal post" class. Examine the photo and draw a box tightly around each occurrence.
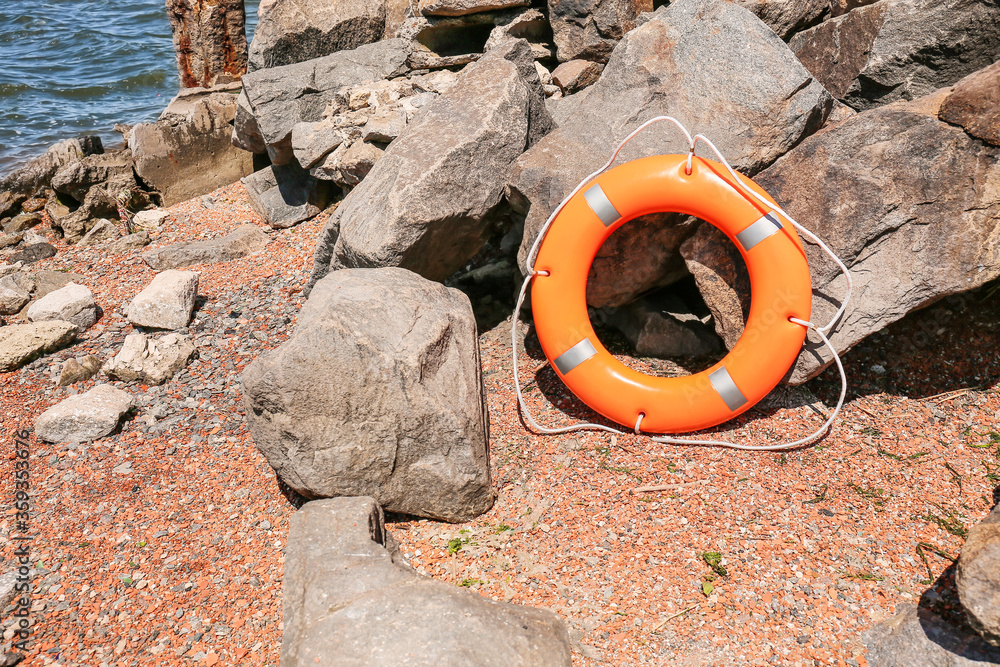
[166,0,249,88]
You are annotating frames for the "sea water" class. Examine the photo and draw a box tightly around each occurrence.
[0,0,260,176]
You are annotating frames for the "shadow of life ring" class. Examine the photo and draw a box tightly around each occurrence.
[531,154,813,434]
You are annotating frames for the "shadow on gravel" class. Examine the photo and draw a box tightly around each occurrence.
[828,277,1000,402]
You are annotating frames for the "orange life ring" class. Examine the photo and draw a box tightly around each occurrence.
[531,154,812,434]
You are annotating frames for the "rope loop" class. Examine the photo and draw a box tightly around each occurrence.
[510,116,853,450]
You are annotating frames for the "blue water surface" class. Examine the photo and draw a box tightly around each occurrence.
[0,0,259,176]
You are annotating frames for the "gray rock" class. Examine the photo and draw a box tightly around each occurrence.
[610,294,721,358]
[790,0,1000,112]
[242,268,492,522]
[127,270,199,330]
[22,230,48,246]
[242,164,330,229]
[133,209,169,231]
[32,270,85,300]
[736,0,830,40]
[362,108,406,143]
[76,218,120,247]
[753,91,1000,383]
[309,140,384,187]
[863,604,1000,666]
[0,275,30,315]
[50,150,134,202]
[548,0,649,63]
[35,384,134,444]
[3,213,42,233]
[9,243,56,265]
[0,136,103,197]
[141,224,268,270]
[282,497,572,666]
[130,92,253,208]
[103,332,197,385]
[957,505,1000,646]
[0,232,23,249]
[26,283,98,331]
[58,355,102,386]
[0,192,27,219]
[103,231,151,254]
[291,122,344,169]
[237,39,412,164]
[248,0,386,71]
[0,321,77,372]
[550,59,603,94]
[419,0,529,17]
[680,224,750,350]
[510,0,832,307]
[309,40,551,286]
[939,61,1000,148]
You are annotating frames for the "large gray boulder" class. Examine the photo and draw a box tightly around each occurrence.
[35,385,133,444]
[248,0,386,71]
[958,505,1000,646]
[0,136,103,197]
[0,321,76,372]
[242,268,492,522]
[790,0,1000,112]
[509,0,832,308]
[236,39,413,164]
[282,497,572,667]
[26,283,98,331]
[750,90,1000,383]
[863,604,1000,667]
[130,90,253,208]
[126,270,199,330]
[309,39,552,287]
[141,224,268,270]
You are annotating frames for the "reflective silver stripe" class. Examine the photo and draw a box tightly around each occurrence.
[583,184,621,227]
[553,338,598,375]
[735,212,783,252]
[708,366,748,412]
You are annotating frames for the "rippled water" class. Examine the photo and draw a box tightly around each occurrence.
[0,0,259,177]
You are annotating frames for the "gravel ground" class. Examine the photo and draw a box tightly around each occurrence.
[1,182,998,666]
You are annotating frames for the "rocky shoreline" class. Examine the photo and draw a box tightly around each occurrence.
[0,0,999,664]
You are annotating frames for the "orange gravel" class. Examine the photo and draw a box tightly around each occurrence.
[1,183,998,666]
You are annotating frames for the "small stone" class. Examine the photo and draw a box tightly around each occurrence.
[200,195,216,210]
[20,198,46,213]
[76,219,120,247]
[35,384,134,444]
[551,60,604,94]
[103,231,151,254]
[9,243,56,265]
[59,355,102,386]
[133,209,169,231]
[3,212,42,233]
[0,274,30,315]
[0,232,23,249]
[141,225,268,270]
[103,332,197,385]
[27,283,99,331]
[0,321,77,372]
[127,270,199,330]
